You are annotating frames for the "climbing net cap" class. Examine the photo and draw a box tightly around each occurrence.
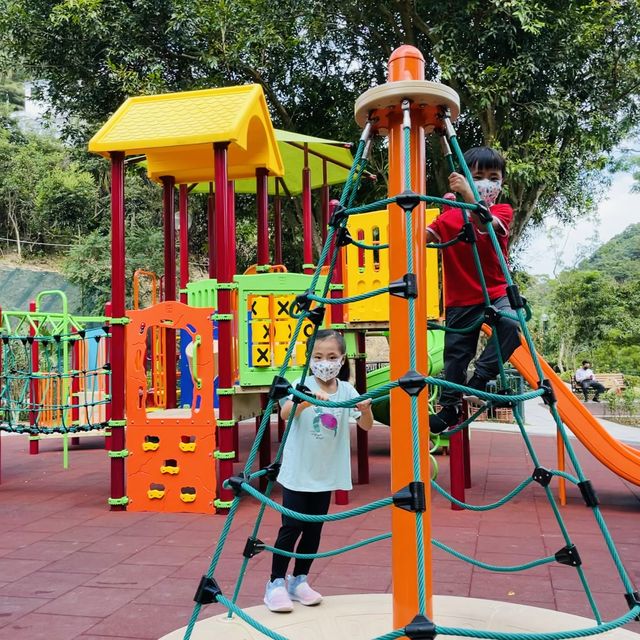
[354,80,460,131]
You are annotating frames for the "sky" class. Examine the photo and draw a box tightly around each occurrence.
[518,171,640,277]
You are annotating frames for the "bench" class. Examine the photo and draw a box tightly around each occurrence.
[571,372,625,398]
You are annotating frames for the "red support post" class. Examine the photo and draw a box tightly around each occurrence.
[256,168,270,266]
[215,144,236,506]
[109,151,126,511]
[179,184,190,304]
[162,176,177,410]
[321,160,330,245]
[302,144,313,274]
[28,301,40,455]
[0,305,2,482]
[71,331,80,446]
[208,182,216,279]
[104,301,112,451]
[274,180,283,265]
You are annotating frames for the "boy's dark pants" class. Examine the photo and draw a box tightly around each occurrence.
[271,487,332,581]
[439,296,521,409]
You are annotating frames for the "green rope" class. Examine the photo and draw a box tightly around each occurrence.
[431,477,534,511]
[263,533,391,559]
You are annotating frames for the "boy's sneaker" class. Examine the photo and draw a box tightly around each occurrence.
[462,374,488,403]
[429,405,460,433]
[287,574,322,606]
[264,578,293,613]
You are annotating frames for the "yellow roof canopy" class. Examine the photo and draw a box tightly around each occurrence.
[88,85,284,182]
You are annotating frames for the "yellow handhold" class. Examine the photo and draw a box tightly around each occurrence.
[160,465,180,475]
[179,442,197,453]
[147,489,165,499]
[142,442,160,452]
[180,492,197,503]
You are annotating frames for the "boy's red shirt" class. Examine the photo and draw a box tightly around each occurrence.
[428,203,513,307]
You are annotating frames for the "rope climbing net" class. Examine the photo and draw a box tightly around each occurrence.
[183,112,640,640]
[0,311,112,435]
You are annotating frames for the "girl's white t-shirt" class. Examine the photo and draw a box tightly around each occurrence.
[278,376,361,492]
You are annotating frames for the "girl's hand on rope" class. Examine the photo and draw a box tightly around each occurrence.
[355,398,374,430]
[313,390,330,402]
[355,398,372,412]
[448,172,474,203]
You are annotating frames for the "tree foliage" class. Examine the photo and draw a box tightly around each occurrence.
[1,0,639,248]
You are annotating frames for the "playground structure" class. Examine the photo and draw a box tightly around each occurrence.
[0,41,638,640]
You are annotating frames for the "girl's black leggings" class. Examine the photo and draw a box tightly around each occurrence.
[270,487,332,581]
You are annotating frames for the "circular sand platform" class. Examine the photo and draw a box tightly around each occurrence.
[161,594,640,639]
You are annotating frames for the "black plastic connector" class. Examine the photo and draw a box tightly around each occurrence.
[193,575,222,604]
[483,305,500,325]
[538,379,556,406]
[307,306,326,326]
[532,467,553,487]
[506,284,525,309]
[294,290,313,313]
[458,222,476,244]
[405,614,437,640]
[1,335,8,345]
[103,363,112,371]
[243,536,265,559]
[393,481,426,512]
[263,462,281,482]
[268,375,291,401]
[475,200,493,224]
[624,592,640,621]
[396,190,421,213]
[398,370,427,397]
[555,544,582,567]
[389,273,418,299]
[227,474,248,497]
[577,480,599,507]
[329,204,348,227]
[77,329,86,339]
[335,226,353,247]
[492,389,516,408]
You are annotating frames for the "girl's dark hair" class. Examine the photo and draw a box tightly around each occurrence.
[463,146,506,175]
[308,329,351,381]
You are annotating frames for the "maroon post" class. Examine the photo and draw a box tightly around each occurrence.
[161,176,177,409]
[179,184,189,304]
[28,301,40,455]
[355,330,369,484]
[302,144,313,274]
[463,426,472,489]
[104,301,112,451]
[208,182,216,279]
[449,428,465,511]
[71,332,80,446]
[274,180,283,265]
[321,160,330,244]
[227,180,240,463]
[328,200,345,325]
[256,168,270,266]
[109,151,126,511]
[0,306,2,482]
[215,144,236,506]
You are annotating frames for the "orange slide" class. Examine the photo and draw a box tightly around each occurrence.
[508,338,640,486]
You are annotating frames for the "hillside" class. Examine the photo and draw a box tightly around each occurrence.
[579,223,640,282]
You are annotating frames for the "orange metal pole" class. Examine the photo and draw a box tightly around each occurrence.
[387,45,433,625]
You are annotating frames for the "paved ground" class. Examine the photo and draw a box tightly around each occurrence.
[0,411,639,639]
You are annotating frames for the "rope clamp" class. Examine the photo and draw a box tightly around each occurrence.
[538,379,556,406]
[405,614,437,640]
[263,461,281,482]
[624,592,640,621]
[532,467,553,487]
[226,474,249,497]
[268,375,291,401]
[108,496,129,506]
[577,479,599,507]
[389,273,418,299]
[475,200,493,224]
[335,226,353,247]
[483,305,500,325]
[108,449,129,458]
[393,481,426,512]
[506,284,526,310]
[401,98,412,129]
[396,190,421,212]
[193,575,222,604]
[293,290,313,314]
[458,222,476,244]
[493,389,516,408]
[307,306,326,327]
[555,544,582,567]
[329,204,348,228]
[243,536,265,559]
[398,370,427,397]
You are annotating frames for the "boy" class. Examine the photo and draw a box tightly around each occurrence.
[427,147,521,433]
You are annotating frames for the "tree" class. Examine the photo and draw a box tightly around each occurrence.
[1,0,639,250]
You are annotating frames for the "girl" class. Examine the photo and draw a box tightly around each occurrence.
[264,329,374,613]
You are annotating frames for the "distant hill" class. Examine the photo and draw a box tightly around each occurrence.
[579,223,640,282]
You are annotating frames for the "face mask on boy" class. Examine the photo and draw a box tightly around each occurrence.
[474,179,502,206]
[310,359,343,382]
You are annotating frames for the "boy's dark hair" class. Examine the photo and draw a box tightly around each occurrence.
[308,329,350,381]
[582,360,590,366]
[463,147,506,175]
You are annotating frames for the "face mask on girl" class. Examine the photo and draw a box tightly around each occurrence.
[474,178,502,206]
[310,358,343,382]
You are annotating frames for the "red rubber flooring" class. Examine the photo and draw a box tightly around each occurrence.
[0,424,639,639]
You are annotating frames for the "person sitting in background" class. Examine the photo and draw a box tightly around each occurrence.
[575,361,605,403]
